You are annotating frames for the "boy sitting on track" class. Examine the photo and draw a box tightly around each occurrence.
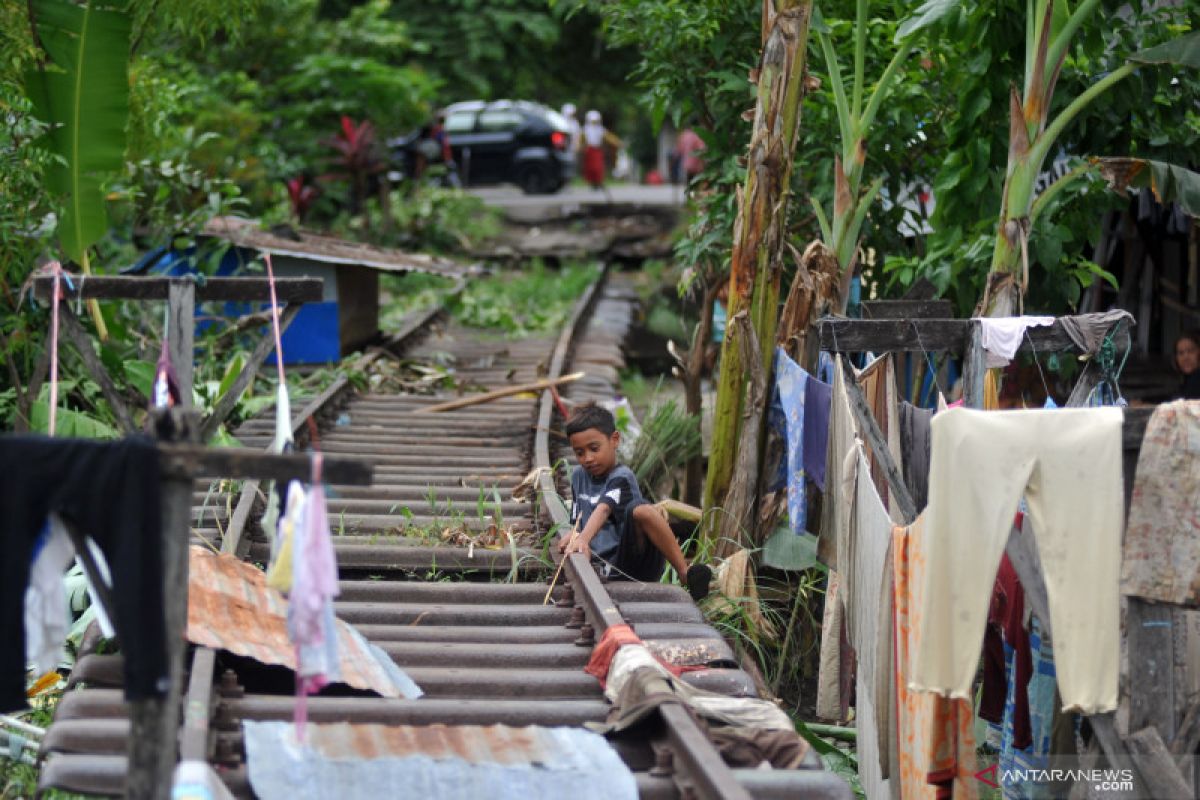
[558,402,712,601]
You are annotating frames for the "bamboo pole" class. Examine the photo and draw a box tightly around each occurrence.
[414,372,585,413]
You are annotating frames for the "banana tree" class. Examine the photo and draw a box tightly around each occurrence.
[810,0,954,308]
[980,1,1200,316]
[24,0,132,339]
[701,0,814,541]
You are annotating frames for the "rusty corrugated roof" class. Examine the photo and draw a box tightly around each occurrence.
[186,546,409,698]
[293,722,556,764]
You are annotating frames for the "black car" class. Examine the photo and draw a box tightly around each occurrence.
[390,100,575,194]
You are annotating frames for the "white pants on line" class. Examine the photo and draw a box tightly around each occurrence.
[911,406,1123,714]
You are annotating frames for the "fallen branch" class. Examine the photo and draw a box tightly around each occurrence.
[415,372,585,413]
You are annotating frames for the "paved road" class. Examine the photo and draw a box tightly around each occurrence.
[468,183,686,220]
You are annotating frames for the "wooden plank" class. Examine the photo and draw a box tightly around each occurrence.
[962,320,985,409]
[221,479,261,558]
[1171,701,1200,757]
[129,409,197,800]
[838,355,917,523]
[819,316,1108,355]
[179,647,216,762]
[820,318,968,353]
[861,299,953,320]
[1128,726,1193,800]
[31,275,323,303]
[158,445,373,485]
[1128,598,1177,741]
[197,303,302,442]
[167,281,195,408]
[58,306,137,434]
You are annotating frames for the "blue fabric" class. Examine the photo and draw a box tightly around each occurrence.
[997,617,1055,800]
[768,348,809,534]
[712,301,727,344]
[802,374,832,491]
[816,351,835,384]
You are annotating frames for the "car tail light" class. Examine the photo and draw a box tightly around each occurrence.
[551,131,566,150]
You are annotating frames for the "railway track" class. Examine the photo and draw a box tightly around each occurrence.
[35,267,849,799]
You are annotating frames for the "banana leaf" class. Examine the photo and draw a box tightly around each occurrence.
[24,0,131,261]
[1094,158,1200,218]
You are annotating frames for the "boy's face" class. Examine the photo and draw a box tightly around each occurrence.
[569,427,621,478]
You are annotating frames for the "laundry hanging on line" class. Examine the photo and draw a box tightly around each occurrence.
[1120,400,1200,607]
[911,406,1123,714]
[23,515,75,677]
[0,436,168,711]
[975,316,1056,368]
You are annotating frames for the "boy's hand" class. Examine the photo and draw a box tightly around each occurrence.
[562,537,590,559]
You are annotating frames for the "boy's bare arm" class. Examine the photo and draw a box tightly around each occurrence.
[561,503,612,556]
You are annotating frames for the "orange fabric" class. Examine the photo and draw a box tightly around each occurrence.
[893,519,979,800]
[584,624,641,686]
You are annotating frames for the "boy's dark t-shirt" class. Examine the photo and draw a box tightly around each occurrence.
[569,463,643,563]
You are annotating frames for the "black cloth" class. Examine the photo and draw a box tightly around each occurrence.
[0,436,167,711]
[897,400,933,512]
[1180,371,1200,400]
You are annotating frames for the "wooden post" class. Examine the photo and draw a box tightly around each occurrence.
[127,407,198,800]
[198,304,302,442]
[837,354,917,523]
[58,306,136,433]
[961,320,985,408]
[167,280,195,408]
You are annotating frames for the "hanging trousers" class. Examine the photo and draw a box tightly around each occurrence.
[912,406,1123,714]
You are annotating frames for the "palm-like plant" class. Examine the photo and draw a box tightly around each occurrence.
[980,2,1200,316]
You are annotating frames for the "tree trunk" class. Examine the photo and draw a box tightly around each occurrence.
[684,280,718,507]
[716,312,766,558]
[702,0,814,546]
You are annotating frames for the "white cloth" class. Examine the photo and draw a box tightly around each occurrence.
[975,316,1056,368]
[604,645,794,731]
[582,122,606,148]
[913,406,1123,714]
[842,446,894,798]
[25,515,75,674]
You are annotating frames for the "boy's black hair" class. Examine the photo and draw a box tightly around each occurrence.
[565,402,616,437]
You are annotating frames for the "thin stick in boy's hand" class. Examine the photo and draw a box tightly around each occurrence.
[543,520,578,606]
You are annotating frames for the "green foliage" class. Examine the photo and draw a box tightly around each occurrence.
[450,261,600,337]
[884,0,1199,312]
[24,0,131,262]
[627,399,702,499]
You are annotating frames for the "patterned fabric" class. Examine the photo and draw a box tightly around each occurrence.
[1120,401,1200,606]
[893,517,979,800]
[998,618,1056,800]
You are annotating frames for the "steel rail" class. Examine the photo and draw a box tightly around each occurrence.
[532,265,751,800]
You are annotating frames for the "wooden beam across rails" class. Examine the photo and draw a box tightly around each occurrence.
[817,316,1088,355]
[30,274,323,303]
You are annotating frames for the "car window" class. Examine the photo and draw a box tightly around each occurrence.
[444,112,476,133]
[477,110,523,132]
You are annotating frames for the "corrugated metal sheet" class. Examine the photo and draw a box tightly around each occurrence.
[203,216,467,277]
[187,547,416,698]
[282,722,555,764]
[241,721,639,800]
